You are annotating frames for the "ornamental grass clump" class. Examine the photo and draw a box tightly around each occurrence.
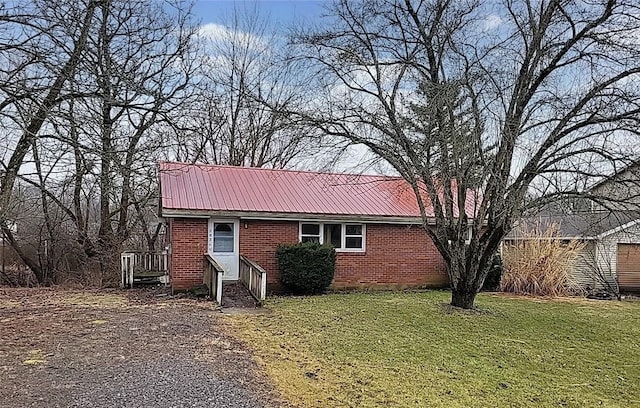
[501,224,585,296]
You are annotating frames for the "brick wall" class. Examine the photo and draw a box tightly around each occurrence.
[333,223,449,289]
[239,220,449,291]
[239,219,299,289]
[168,218,208,291]
[169,217,449,292]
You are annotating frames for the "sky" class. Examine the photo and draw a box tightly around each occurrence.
[190,0,379,173]
[192,0,328,31]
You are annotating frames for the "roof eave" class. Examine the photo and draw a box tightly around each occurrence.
[160,208,429,225]
[504,236,597,241]
[595,217,640,240]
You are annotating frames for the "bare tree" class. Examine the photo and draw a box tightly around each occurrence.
[0,0,98,280]
[169,5,325,169]
[1,0,199,284]
[294,0,640,308]
[76,0,197,275]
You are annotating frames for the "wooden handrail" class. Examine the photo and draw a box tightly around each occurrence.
[204,254,225,273]
[239,254,267,302]
[239,254,266,273]
[204,254,224,304]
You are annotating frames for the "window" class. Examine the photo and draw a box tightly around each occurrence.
[212,222,234,252]
[324,224,342,247]
[299,222,365,251]
[301,223,321,243]
[447,226,472,245]
[345,224,363,249]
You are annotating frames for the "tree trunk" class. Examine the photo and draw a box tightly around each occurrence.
[451,287,478,309]
[1,224,44,284]
[446,243,482,309]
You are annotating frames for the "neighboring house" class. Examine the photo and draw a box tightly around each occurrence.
[590,161,640,212]
[507,162,640,293]
[505,211,640,292]
[158,162,475,293]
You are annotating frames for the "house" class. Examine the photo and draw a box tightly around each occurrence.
[506,162,640,293]
[589,161,640,212]
[158,162,475,294]
[505,211,640,292]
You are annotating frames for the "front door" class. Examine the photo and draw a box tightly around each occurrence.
[208,219,239,280]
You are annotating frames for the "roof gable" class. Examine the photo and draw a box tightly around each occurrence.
[589,160,640,192]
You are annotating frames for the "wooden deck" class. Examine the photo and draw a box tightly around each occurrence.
[121,251,168,288]
[121,250,268,306]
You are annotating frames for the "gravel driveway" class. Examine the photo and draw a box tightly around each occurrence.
[0,288,281,408]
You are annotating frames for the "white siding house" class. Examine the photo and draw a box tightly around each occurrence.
[589,221,640,291]
[506,213,640,293]
[508,161,640,293]
[572,241,598,288]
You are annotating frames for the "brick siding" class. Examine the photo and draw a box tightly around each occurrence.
[238,220,299,288]
[169,217,449,292]
[168,218,208,291]
[332,223,449,289]
[239,220,449,291]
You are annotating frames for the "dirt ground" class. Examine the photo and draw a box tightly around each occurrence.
[0,287,283,408]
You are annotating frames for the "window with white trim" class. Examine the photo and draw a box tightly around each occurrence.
[300,223,321,243]
[299,222,365,251]
[345,224,364,249]
[447,226,472,245]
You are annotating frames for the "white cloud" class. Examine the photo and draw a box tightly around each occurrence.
[482,14,503,31]
[197,23,267,50]
[197,23,229,40]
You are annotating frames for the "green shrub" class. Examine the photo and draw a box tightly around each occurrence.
[276,242,336,295]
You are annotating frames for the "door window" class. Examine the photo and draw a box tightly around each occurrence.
[213,222,234,252]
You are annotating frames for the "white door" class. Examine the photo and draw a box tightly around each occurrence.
[208,219,239,280]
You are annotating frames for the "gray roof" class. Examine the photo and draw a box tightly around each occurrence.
[506,211,640,240]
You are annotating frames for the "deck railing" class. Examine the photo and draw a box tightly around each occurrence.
[204,254,224,304]
[239,254,267,302]
[121,250,168,288]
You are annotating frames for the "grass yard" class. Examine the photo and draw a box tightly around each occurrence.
[224,291,640,407]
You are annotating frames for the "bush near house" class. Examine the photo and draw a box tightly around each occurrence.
[501,224,585,296]
[276,242,336,295]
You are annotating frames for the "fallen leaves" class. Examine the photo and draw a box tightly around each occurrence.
[22,349,46,366]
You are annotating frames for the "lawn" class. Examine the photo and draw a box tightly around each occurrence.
[224,291,640,408]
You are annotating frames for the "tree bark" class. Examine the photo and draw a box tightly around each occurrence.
[447,241,496,309]
[0,224,44,284]
[451,287,478,309]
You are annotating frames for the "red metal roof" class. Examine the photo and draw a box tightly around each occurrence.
[159,162,477,219]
